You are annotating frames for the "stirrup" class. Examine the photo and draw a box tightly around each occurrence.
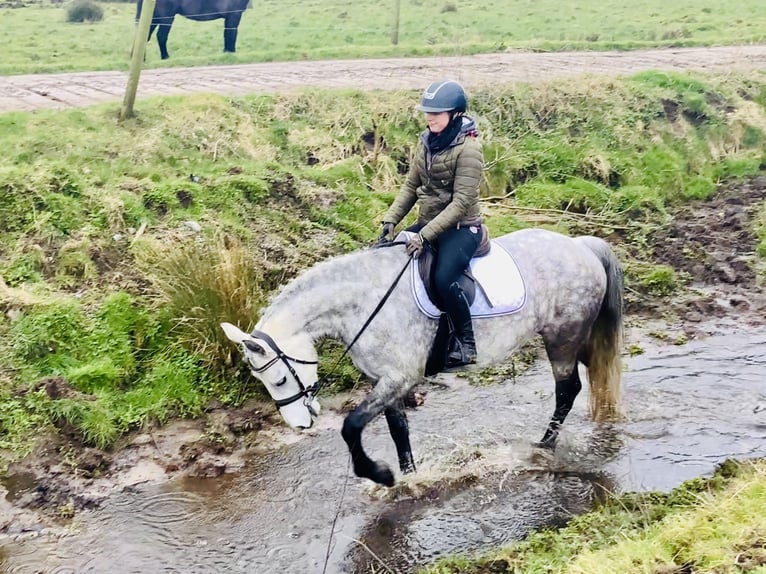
[445,341,477,370]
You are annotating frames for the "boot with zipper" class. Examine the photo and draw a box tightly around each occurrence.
[444,281,477,369]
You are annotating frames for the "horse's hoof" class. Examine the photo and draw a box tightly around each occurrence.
[533,439,556,450]
[354,460,396,487]
[371,462,395,487]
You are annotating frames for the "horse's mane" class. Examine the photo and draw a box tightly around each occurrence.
[259,245,408,323]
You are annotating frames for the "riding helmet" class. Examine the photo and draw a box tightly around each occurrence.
[415,80,468,113]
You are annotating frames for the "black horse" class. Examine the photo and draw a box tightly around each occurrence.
[136,0,250,60]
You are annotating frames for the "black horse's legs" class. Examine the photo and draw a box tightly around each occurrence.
[342,405,395,487]
[223,13,243,52]
[539,364,582,448]
[341,378,411,487]
[384,400,415,474]
[156,19,174,59]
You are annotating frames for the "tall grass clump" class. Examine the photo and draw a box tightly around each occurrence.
[756,201,766,277]
[135,231,265,375]
[472,72,766,227]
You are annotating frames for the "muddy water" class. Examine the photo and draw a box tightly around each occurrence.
[2,326,765,574]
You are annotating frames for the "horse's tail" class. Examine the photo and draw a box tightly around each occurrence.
[576,236,624,422]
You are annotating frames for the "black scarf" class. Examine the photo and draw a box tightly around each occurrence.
[427,114,464,153]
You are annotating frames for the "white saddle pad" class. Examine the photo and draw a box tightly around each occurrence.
[409,239,527,319]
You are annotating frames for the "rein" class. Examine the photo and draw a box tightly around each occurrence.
[252,241,412,412]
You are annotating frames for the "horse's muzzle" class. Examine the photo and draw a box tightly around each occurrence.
[298,419,314,430]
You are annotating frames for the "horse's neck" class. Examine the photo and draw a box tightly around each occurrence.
[260,250,389,344]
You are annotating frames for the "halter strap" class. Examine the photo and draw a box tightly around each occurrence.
[249,328,319,410]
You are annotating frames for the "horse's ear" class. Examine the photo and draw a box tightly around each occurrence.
[221,322,248,344]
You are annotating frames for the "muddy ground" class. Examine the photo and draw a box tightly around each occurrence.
[4,45,766,112]
[648,176,766,324]
[1,176,764,539]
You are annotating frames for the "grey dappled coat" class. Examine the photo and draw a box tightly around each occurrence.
[383,116,483,244]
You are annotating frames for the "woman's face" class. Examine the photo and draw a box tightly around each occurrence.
[425,111,451,134]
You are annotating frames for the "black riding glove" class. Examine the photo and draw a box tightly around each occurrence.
[379,222,395,242]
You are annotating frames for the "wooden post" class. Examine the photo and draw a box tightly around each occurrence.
[120,0,155,120]
[391,0,400,45]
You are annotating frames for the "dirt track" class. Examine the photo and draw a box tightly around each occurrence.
[3,45,766,112]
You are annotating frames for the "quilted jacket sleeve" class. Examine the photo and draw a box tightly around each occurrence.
[383,145,423,225]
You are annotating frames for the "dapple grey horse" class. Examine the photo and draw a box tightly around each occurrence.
[222,228,623,487]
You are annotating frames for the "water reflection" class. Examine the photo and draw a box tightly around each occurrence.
[1,326,765,574]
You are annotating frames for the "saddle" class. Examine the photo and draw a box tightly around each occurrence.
[417,224,491,310]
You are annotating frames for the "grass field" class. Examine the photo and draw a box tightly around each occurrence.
[2,0,766,75]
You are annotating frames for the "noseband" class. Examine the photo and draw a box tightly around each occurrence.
[249,329,319,411]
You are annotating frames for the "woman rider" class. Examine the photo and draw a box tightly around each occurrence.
[380,79,484,370]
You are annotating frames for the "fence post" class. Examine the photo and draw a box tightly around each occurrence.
[391,0,400,45]
[120,0,156,120]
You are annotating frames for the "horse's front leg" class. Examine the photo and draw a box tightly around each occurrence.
[385,399,415,474]
[341,378,408,486]
[223,13,243,52]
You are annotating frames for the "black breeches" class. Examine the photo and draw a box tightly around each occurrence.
[404,223,481,304]
[432,226,480,302]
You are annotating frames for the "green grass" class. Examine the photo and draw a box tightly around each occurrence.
[1,72,765,459]
[420,459,766,574]
[3,0,766,74]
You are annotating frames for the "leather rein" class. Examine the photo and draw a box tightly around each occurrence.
[249,241,412,413]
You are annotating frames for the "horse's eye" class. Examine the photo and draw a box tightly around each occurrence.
[274,376,287,387]
[244,340,265,354]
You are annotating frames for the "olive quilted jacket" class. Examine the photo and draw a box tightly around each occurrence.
[384,116,483,244]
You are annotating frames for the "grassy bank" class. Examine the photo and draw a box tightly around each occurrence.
[1,71,766,464]
[3,0,766,74]
[420,459,766,574]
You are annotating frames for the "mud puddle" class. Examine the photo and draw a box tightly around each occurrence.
[1,324,765,573]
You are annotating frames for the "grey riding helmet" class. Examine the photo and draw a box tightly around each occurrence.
[415,80,467,113]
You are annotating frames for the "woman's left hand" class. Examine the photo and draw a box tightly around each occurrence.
[406,233,425,257]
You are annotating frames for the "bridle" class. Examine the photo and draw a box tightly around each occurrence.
[248,328,320,413]
[246,241,412,415]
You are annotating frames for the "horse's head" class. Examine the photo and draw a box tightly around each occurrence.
[221,322,321,429]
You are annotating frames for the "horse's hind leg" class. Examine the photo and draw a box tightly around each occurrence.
[538,341,582,449]
[385,400,415,474]
[156,18,174,59]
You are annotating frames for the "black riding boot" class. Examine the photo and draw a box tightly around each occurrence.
[444,281,477,369]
